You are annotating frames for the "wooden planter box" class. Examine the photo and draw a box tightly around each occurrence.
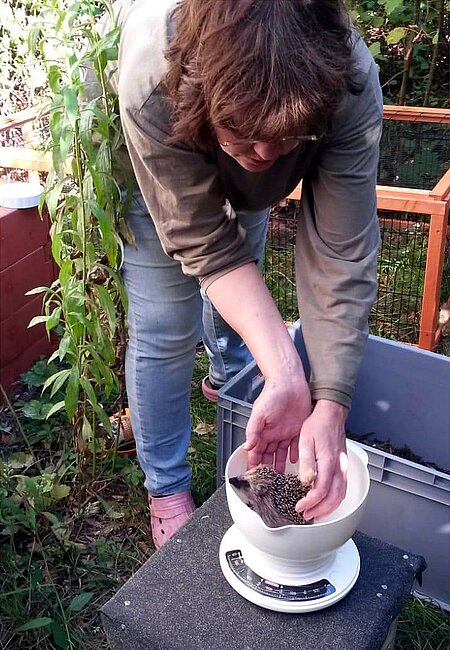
[0,205,57,389]
[217,321,450,609]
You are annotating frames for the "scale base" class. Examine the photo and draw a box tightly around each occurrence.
[219,525,360,613]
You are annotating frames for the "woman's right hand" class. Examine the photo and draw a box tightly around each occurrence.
[244,374,312,473]
[205,262,312,473]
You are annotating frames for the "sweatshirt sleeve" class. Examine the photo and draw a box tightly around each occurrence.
[296,54,383,408]
[119,88,257,289]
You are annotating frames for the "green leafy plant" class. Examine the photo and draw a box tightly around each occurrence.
[22,0,133,459]
[0,359,149,649]
[0,1,47,115]
[349,0,448,106]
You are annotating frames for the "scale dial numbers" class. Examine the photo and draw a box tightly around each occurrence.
[226,550,336,602]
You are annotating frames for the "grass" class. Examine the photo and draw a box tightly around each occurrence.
[189,350,218,505]
[395,598,450,650]
[0,354,449,649]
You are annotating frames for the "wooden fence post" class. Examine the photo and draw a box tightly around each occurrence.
[419,204,449,349]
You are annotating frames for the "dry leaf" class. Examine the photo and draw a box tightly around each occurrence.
[194,422,215,436]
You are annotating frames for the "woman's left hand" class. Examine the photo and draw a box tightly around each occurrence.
[294,399,348,520]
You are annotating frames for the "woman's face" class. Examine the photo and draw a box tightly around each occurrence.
[214,126,301,172]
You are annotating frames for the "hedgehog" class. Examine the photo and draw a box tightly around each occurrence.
[439,299,450,336]
[229,466,313,528]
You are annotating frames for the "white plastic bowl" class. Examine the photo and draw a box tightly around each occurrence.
[0,182,44,209]
[225,439,370,565]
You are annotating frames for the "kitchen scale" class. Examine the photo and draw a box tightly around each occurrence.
[219,526,360,613]
[220,440,370,614]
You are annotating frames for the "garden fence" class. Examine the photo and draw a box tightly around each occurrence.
[272,106,450,350]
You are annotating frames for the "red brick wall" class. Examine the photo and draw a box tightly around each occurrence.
[0,206,57,389]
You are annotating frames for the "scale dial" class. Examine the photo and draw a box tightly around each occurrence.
[226,550,336,602]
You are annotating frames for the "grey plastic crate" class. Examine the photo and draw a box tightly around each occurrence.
[217,321,450,609]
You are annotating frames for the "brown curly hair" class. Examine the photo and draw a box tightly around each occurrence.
[165,0,353,150]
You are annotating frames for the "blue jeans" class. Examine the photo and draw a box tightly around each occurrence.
[122,189,269,496]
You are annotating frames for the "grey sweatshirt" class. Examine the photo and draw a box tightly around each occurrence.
[90,0,382,408]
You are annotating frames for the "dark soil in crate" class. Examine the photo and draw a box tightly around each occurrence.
[347,430,449,476]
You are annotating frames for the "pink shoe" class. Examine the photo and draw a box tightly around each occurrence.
[201,376,219,402]
[149,490,196,549]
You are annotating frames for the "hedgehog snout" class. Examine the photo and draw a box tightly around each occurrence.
[229,476,250,489]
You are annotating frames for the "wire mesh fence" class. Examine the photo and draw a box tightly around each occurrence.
[372,212,429,343]
[263,116,450,345]
[378,120,450,190]
[263,204,298,324]
[263,203,449,345]
[263,203,298,323]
